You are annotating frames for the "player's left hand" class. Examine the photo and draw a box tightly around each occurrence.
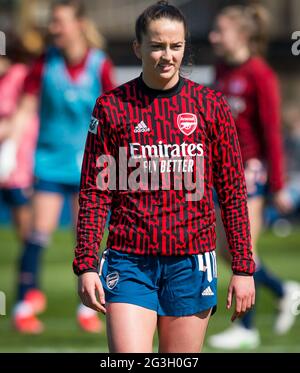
[227,275,255,322]
[273,189,294,215]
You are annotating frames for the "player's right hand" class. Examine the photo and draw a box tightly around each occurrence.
[78,272,106,314]
[273,188,294,215]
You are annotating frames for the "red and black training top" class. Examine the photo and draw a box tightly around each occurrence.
[73,75,255,276]
[215,56,285,193]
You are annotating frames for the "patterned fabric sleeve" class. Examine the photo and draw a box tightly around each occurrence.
[73,98,116,276]
[255,66,285,193]
[212,94,255,275]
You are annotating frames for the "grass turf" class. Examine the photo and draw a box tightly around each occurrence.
[0,226,299,352]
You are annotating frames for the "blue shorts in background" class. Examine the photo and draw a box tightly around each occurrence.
[0,187,32,207]
[34,178,79,195]
[100,249,217,317]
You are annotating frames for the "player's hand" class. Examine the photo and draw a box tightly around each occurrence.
[273,189,294,215]
[78,272,106,314]
[227,274,255,322]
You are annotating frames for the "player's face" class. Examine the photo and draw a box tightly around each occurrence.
[209,15,247,58]
[49,6,83,49]
[134,18,185,89]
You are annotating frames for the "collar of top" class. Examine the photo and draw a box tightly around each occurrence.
[137,73,184,98]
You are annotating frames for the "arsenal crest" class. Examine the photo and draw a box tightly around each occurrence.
[177,113,197,136]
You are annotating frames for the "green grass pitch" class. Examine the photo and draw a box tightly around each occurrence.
[0,226,299,352]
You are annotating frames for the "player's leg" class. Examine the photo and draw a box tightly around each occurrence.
[1,187,33,242]
[14,188,63,333]
[11,204,32,243]
[71,192,103,333]
[209,195,292,348]
[238,196,264,332]
[215,204,231,263]
[242,196,300,334]
[246,196,300,334]
[215,195,264,259]
[158,309,212,352]
[71,192,79,228]
[100,249,160,351]
[208,198,262,349]
[247,195,284,295]
[157,253,217,352]
[106,303,157,352]
[17,190,63,298]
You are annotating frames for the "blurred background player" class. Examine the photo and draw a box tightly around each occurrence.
[8,0,116,334]
[0,30,38,243]
[208,4,300,349]
[281,104,300,213]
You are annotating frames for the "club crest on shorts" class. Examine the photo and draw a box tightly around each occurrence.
[106,271,119,289]
[88,116,99,134]
[177,113,198,136]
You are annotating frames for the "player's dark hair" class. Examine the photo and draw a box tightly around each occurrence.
[135,0,189,43]
[219,4,270,56]
[135,1,193,72]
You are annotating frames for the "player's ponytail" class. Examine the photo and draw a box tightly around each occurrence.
[219,4,270,56]
[246,4,270,56]
[81,18,106,50]
[52,0,106,50]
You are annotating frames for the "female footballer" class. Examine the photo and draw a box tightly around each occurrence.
[208,5,300,349]
[0,31,38,242]
[74,1,255,353]
[10,0,115,334]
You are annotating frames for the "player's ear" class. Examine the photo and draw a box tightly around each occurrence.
[133,40,142,60]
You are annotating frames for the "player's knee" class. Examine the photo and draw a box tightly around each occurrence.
[27,230,51,248]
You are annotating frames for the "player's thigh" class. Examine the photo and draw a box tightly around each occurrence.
[31,192,64,233]
[106,302,157,353]
[12,204,32,242]
[215,206,231,262]
[215,196,265,260]
[71,193,79,228]
[247,196,264,252]
[158,308,212,353]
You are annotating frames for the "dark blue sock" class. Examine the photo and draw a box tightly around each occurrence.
[241,262,285,330]
[17,240,45,301]
[241,306,255,330]
[255,263,284,298]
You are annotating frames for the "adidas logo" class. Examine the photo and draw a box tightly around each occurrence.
[134,121,150,133]
[202,286,214,296]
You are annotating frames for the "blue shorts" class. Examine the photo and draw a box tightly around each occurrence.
[0,187,32,207]
[34,178,79,195]
[100,249,217,317]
